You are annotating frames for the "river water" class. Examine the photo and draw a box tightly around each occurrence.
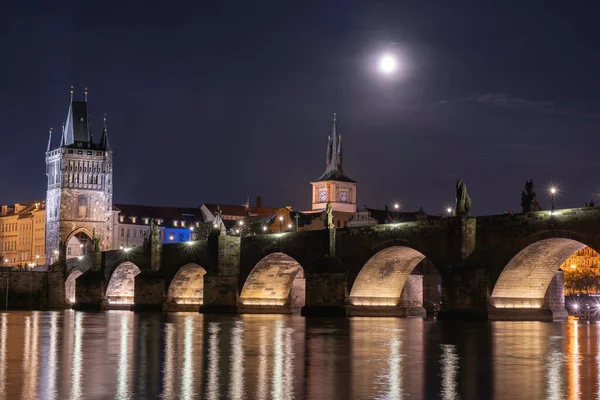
[0,311,596,400]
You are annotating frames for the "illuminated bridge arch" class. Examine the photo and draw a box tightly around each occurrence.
[105,262,141,306]
[166,263,207,309]
[65,270,83,305]
[490,238,587,308]
[239,252,305,312]
[349,246,430,311]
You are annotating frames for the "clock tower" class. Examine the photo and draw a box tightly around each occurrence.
[310,113,357,212]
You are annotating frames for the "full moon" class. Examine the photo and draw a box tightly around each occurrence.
[378,53,398,74]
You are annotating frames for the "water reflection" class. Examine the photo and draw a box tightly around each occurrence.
[2,312,600,398]
[116,313,132,400]
[229,319,244,400]
[440,344,459,400]
[0,313,6,398]
[70,312,83,400]
[205,322,220,400]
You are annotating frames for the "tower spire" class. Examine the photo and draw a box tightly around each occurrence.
[60,124,65,147]
[315,113,355,183]
[84,86,88,102]
[70,85,74,102]
[46,128,53,152]
[100,113,111,151]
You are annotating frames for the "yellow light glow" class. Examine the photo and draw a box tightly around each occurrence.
[571,264,577,269]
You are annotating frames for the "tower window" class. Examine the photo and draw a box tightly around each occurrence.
[77,195,88,218]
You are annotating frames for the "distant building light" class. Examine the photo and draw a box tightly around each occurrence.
[169,235,174,241]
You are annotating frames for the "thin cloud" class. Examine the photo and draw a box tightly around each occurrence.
[440,94,600,118]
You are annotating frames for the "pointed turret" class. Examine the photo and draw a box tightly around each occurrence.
[46,128,53,152]
[63,85,92,146]
[100,113,111,151]
[316,113,355,183]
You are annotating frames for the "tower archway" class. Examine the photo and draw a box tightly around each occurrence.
[239,252,305,313]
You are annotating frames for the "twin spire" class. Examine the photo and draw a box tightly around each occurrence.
[316,113,355,183]
[47,86,111,152]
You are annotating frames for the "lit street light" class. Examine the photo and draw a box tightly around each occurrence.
[547,184,559,211]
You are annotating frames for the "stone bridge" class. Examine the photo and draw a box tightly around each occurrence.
[43,207,600,321]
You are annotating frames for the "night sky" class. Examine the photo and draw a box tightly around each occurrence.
[2,1,600,215]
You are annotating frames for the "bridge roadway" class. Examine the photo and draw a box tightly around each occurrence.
[6,207,599,321]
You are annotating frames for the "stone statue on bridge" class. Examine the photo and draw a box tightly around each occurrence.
[326,201,335,229]
[91,229,100,252]
[521,179,542,212]
[150,219,160,245]
[455,178,472,216]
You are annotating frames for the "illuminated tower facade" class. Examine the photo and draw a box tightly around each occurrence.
[310,113,357,212]
[45,88,113,264]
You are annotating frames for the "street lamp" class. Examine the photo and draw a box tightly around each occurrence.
[279,215,284,233]
[169,235,174,242]
[547,185,559,212]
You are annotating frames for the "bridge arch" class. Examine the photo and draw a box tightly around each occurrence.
[349,245,438,312]
[166,263,207,307]
[65,270,83,304]
[105,261,141,305]
[239,252,305,311]
[490,237,588,308]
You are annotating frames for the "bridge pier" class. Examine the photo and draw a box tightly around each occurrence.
[73,269,105,310]
[301,257,348,317]
[132,273,165,311]
[202,274,240,313]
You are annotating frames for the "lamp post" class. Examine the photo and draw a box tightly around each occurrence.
[279,215,284,233]
[238,219,244,236]
[392,202,400,223]
[548,185,559,212]
[35,255,39,267]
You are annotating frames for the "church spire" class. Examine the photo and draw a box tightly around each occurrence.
[315,113,355,183]
[100,113,111,151]
[46,128,53,152]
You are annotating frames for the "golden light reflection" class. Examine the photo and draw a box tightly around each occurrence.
[440,344,459,400]
[258,326,268,399]
[272,320,283,400]
[70,312,83,400]
[162,324,175,399]
[388,338,403,399]
[0,313,7,398]
[546,336,564,400]
[229,320,244,400]
[46,312,58,400]
[181,317,195,399]
[116,313,131,399]
[567,322,580,400]
[283,324,295,400]
[21,313,39,400]
[206,322,220,400]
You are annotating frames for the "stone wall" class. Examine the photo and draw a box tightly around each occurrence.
[0,270,68,310]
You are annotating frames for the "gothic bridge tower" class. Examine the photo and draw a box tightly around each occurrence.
[45,87,113,264]
[310,113,357,212]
